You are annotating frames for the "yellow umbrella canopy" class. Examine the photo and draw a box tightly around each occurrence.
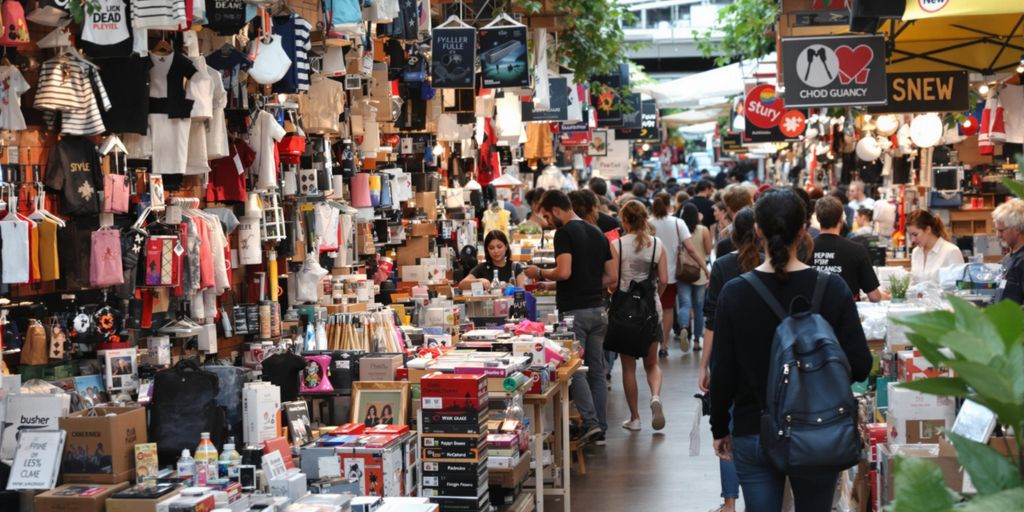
[881,9,1024,74]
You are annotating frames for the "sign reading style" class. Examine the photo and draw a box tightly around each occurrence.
[782,34,887,108]
[868,71,968,113]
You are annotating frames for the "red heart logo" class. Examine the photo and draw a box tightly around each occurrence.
[835,44,873,85]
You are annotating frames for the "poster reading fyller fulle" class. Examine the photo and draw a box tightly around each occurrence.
[431,27,477,88]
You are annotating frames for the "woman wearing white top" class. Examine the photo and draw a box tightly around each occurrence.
[648,192,708,357]
[907,209,965,284]
[609,201,669,432]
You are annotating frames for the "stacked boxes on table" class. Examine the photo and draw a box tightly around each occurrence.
[420,373,490,512]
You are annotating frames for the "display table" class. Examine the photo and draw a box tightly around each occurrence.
[521,357,582,512]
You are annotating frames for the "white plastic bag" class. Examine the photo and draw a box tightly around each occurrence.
[689,400,701,456]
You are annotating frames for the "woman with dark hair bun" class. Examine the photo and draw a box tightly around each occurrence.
[709,189,872,511]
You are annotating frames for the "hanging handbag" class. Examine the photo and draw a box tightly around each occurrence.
[103,153,130,213]
[144,235,183,287]
[605,239,661,358]
[248,14,291,85]
[675,222,701,284]
[91,228,125,287]
[19,319,49,365]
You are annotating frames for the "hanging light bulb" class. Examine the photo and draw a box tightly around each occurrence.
[277,93,288,104]
[641,143,651,152]
[979,84,990,95]
[433,143,445,156]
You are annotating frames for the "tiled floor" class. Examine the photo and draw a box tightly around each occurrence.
[544,344,734,511]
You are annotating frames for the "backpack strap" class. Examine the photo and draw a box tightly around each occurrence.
[810,271,829,314]
[740,272,787,321]
[648,238,658,277]
[617,238,623,288]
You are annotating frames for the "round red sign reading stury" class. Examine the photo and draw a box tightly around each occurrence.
[745,84,785,130]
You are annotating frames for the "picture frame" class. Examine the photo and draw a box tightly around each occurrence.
[588,130,608,156]
[351,381,409,427]
[104,348,138,392]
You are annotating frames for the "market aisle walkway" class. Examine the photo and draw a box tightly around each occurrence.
[545,347,731,511]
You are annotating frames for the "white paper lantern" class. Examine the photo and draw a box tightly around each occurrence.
[875,115,899,136]
[806,127,819,139]
[856,136,882,161]
[910,114,943,148]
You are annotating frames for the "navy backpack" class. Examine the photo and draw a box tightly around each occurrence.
[741,271,861,475]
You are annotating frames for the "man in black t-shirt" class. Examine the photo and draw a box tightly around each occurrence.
[686,179,716,228]
[812,197,882,302]
[524,190,616,444]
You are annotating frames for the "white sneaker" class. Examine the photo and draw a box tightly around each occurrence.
[651,396,666,431]
[621,418,641,431]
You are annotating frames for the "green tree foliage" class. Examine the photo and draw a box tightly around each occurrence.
[694,0,778,66]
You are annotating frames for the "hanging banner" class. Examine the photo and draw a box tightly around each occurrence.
[721,133,748,155]
[867,71,969,114]
[522,77,569,122]
[616,99,657,140]
[593,64,629,127]
[903,0,1021,20]
[479,25,529,88]
[781,34,888,108]
[743,83,807,142]
[593,133,632,178]
[431,27,477,88]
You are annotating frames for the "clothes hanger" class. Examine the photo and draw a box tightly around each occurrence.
[99,135,127,156]
[152,34,173,56]
[27,183,65,227]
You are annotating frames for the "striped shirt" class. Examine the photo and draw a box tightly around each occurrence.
[271,14,311,93]
[131,0,187,30]
[35,59,110,136]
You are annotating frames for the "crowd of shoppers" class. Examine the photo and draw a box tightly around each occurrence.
[518,170,1024,512]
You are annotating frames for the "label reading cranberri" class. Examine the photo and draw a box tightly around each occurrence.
[782,34,888,108]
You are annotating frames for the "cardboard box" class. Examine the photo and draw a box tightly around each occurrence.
[397,237,432,266]
[359,353,405,381]
[414,191,437,220]
[878,442,964,508]
[864,423,887,464]
[410,223,437,237]
[887,382,956,444]
[897,350,954,382]
[59,407,148,484]
[106,487,182,512]
[34,482,130,512]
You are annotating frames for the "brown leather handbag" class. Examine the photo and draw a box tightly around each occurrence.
[20,319,49,366]
[676,222,701,284]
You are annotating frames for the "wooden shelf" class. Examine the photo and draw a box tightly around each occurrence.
[948,208,994,237]
[490,451,533,489]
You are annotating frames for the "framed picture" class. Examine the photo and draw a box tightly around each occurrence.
[104,348,138,392]
[588,130,608,156]
[351,381,409,427]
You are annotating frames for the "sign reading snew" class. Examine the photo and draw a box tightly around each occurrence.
[782,35,887,108]
[869,71,968,114]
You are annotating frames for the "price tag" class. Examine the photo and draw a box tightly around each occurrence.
[233,153,245,175]
[471,282,484,297]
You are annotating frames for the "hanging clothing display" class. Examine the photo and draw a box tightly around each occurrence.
[0,65,29,130]
[148,52,196,174]
[98,54,152,134]
[271,13,312,93]
[44,136,104,216]
[34,55,111,136]
[249,110,286,190]
[79,0,132,58]
[131,0,187,30]
[299,75,346,135]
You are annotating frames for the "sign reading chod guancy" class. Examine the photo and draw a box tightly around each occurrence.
[781,34,887,108]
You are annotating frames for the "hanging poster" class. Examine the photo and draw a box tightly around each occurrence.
[721,133,747,155]
[479,25,529,88]
[617,99,657,140]
[743,84,806,142]
[431,27,477,88]
[593,64,629,127]
[522,77,569,122]
[593,133,631,178]
[781,34,887,108]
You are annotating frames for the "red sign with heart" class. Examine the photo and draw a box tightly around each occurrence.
[835,45,873,85]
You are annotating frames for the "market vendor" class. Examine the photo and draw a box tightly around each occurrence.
[993,199,1024,304]
[458,230,527,290]
[907,209,965,285]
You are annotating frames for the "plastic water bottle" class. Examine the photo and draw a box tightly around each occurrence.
[219,441,242,479]
[177,449,196,486]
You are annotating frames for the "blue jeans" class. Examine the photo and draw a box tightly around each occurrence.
[605,350,617,374]
[732,435,838,512]
[677,282,706,338]
[566,307,608,432]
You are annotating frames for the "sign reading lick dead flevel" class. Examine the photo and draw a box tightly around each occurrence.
[782,34,887,108]
[868,71,969,114]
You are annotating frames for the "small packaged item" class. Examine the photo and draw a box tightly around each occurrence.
[300,354,334,394]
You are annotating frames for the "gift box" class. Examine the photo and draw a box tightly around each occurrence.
[887,382,956,444]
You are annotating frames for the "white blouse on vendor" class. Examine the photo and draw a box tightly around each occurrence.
[910,237,964,284]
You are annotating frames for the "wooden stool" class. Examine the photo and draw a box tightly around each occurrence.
[568,406,587,475]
